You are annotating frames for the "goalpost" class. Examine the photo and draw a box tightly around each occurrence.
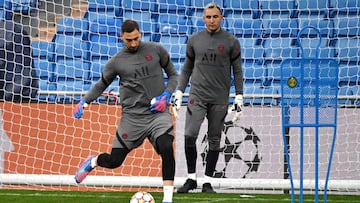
[0,0,359,194]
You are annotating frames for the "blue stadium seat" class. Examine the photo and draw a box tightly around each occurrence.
[223,0,260,19]
[334,37,360,65]
[158,13,192,35]
[57,18,89,34]
[89,37,122,58]
[56,17,89,40]
[227,18,262,38]
[32,41,55,80]
[298,18,334,38]
[140,18,157,41]
[329,0,360,17]
[259,0,297,19]
[295,0,330,18]
[190,15,206,33]
[333,17,360,37]
[88,0,121,11]
[55,35,90,59]
[158,0,191,14]
[122,0,158,40]
[32,41,57,102]
[86,0,122,21]
[86,10,117,22]
[89,17,123,57]
[122,0,157,19]
[262,19,298,38]
[89,56,108,81]
[122,0,157,11]
[89,17,121,36]
[55,58,90,80]
[158,13,190,61]
[55,18,90,59]
[242,62,277,105]
[338,65,360,87]
[263,38,299,61]
[0,0,4,19]
[5,0,37,14]
[54,31,90,102]
[191,0,224,12]
[297,38,336,59]
[237,38,263,61]
[55,59,91,103]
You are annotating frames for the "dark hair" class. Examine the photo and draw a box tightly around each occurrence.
[204,2,222,14]
[121,19,140,33]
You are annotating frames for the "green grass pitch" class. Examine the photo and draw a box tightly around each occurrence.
[0,189,359,203]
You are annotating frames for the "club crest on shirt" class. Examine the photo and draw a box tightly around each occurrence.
[145,54,152,61]
[218,45,224,51]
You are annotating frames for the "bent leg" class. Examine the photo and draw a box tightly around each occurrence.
[97,148,130,169]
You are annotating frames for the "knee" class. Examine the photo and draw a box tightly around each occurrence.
[98,153,122,169]
[208,137,221,151]
[157,135,174,155]
[185,136,197,147]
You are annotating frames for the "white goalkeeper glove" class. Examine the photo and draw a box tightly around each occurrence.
[228,94,243,123]
[172,90,183,119]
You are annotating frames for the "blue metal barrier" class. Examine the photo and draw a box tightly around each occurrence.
[281,26,339,203]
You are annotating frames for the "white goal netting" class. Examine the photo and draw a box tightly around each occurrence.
[0,0,359,194]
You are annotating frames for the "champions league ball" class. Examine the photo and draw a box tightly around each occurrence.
[130,191,155,203]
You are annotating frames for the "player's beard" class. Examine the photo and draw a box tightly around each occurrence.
[127,45,138,53]
[126,41,140,53]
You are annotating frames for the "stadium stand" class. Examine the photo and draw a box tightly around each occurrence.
[54,17,90,103]
[122,0,158,35]
[259,0,297,19]
[295,0,330,18]
[158,13,190,61]
[86,0,122,22]
[32,41,56,101]
[23,0,359,106]
[223,0,260,19]
[158,0,191,15]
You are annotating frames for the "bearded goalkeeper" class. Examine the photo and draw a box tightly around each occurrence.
[73,20,178,203]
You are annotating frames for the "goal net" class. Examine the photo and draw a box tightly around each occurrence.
[0,0,359,194]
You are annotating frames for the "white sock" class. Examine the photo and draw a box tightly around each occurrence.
[204,175,212,184]
[162,185,173,202]
[188,173,196,180]
[90,156,98,168]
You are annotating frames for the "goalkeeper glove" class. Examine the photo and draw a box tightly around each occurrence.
[228,94,243,123]
[73,99,88,119]
[150,91,171,113]
[172,90,183,119]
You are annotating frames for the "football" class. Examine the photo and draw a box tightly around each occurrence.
[130,191,155,203]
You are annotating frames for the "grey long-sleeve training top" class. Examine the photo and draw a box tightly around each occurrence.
[84,41,179,115]
[177,29,243,104]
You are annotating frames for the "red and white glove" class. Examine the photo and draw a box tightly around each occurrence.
[228,94,243,123]
[150,91,171,113]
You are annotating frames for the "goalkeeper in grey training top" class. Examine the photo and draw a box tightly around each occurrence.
[73,20,178,203]
[174,3,244,193]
